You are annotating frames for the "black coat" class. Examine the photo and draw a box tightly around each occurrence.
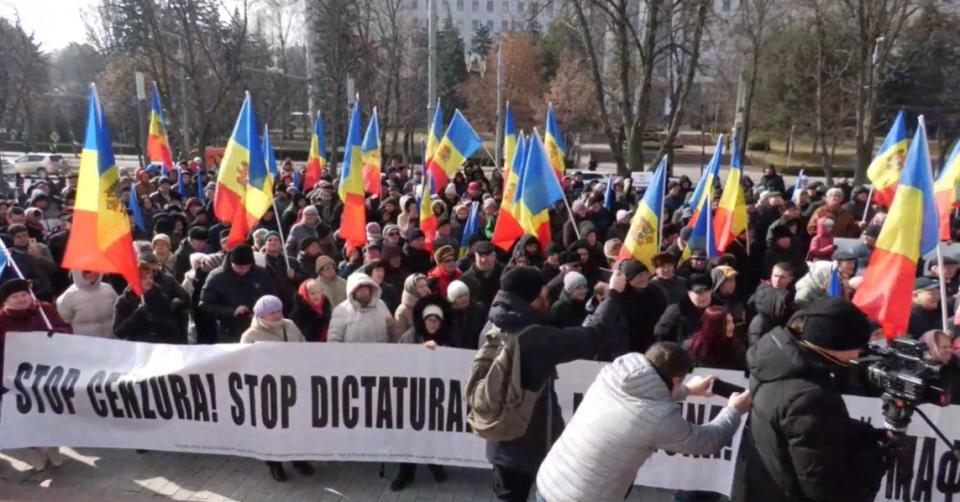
[654,295,705,345]
[289,293,332,342]
[403,245,433,274]
[461,261,504,310]
[448,300,486,349]
[114,286,186,344]
[199,256,277,342]
[481,289,623,474]
[747,284,794,345]
[907,303,941,338]
[548,291,587,328]
[744,328,887,502]
[602,284,666,359]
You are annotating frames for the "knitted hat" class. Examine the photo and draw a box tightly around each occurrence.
[616,209,630,222]
[231,244,255,266]
[797,297,871,351]
[603,239,622,260]
[771,225,793,241]
[315,255,336,272]
[423,304,444,321]
[302,206,319,217]
[366,222,383,241]
[687,273,713,293]
[253,295,284,318]
[152,233,171,246]
[188,226,210,240]
[0,278,30,302]
[445,183,458,197]
[406,228,425,242]
[563,272,588,293]
[262,230,281,243]
[434,245,456,263]
[500,266,545,303]
[620,259,648,281]
[299,236,320,252]
[447,280,470,302]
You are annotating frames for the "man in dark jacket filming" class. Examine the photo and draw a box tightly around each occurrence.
[745,297,889,502]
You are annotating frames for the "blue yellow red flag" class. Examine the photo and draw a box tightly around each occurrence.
[935,139,960,240]
[514,130,564,246]
[713,134,747,253]
[866,110,909,207]
[361,107,382,197]
[684,190,718,261]
[304,111,327,192]
[619,156,667,269]
[503,103,517,168]
[492,133,526,252]
[687,135,723,228]
[419,169,438,252]
[544,103,566,181]
[854,116,939,338]
[427,109,483,192]
[604,175,615,211]
[127,183,146,232]
[62,85,142,295]
[339,100,367,252]
[459,201,481,259]
[425,99,443,167]
[146,84,174,175]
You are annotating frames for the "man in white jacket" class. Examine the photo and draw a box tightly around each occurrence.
[327,273,399,343]
[535,342,751,502]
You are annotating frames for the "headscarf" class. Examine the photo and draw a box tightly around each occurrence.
[298,279,327,316]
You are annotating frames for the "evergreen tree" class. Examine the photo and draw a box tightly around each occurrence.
[438,20,469,112]
[471,23,493,58]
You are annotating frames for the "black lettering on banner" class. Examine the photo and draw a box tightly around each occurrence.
[937,441,960,500]
[243,373,259,426]
[189,374,210,422]
[14,363,32,413]
[139,379,157,419]
[429,378,445,431]
[229,372,244,425]
[360,376,376,428]
[117,378,143,419]
[205,373,218,422]
[393,377,408,429]
[886,434,918,501]
[914,436,936,502]
[168,374,192,420]
[30,364,50,413]
[104,372,124,417]
[61,368,80,414]
[376,376,393,429]
[331,376,340,427]
[87,371,108,417]
[342,376,359,429]
[280,376,295,429]
[312,376,328,428]
[410,377,426,431]
[261,375,278,429]
[42,366,64,414]
[148,376,174,419]
[446,380,463,432]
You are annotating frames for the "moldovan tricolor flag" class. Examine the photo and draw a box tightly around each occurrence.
[304,112,327,192]
[427,110,483,192]
[361,107,382,197]
[514,130,564,246]
[63,85,142,295]
[425,99,443,168]
[866,109,909,207]
[854,116,939,339]
[934,139,960,240]
[683,189,718,262]
[619,156,667,270]
[338,101,367,253]
[713,135,747,253]
[544,103,566,181]
[492,134,526,252]
[146,84,174,175]
[687,134,723,228]
[503,103,517,168]
[214,92,272,250]
[419,170,438,252]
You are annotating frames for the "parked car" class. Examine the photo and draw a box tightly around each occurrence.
[10,153,71,176]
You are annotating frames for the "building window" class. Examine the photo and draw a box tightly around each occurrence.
[472,0,479,12]
[410,0,417,9]
[531,1,539,14]
[503,1,509,12]
[457,0,464,10]
[472,19,480,30]
[722,0,732,11]
[502,20,509,31]
[517,1,525,12]
[487,0,494,12]
[487,19,493,30]
[545,3,552,13]
[457,19,464,29]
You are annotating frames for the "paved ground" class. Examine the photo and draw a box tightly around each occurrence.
[0,448,676,501]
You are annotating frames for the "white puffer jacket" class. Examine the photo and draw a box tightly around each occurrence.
[535,353,743,502]
[327,273,399,343]
[56,271,118,338]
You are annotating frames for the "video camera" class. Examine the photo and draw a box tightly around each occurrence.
[850,337,955,432]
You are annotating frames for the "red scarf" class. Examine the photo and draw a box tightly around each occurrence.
[298,280,326,315]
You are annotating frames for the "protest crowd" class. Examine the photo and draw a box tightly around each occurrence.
[2,90,960,502]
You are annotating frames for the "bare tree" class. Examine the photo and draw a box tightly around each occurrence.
[734,0,777,161]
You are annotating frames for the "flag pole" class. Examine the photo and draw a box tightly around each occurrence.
[0,241,52,330]
[935,244,950,330]
[861,187,874,225]
[271,199,292,271]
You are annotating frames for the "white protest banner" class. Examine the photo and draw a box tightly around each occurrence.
[1,333,744,495]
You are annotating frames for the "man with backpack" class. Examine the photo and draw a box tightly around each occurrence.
[466,265,626,502]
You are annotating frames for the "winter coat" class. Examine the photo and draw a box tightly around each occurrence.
[285,222,318,257]
[653,295,706,345]
[461,261,504,310]
[481,289,623,474]
[114,286,186,344]
[316,274,347,308]
[402,244,433,274]
[240,317,305,344]
[651,276,687,305]
[747,284,794,345]
[0,302,71,377]
[548,291,588,328]
[398,295,451,346]
[199,255,277,342]
[807,218,836,261]
[289,292,332,342]
[447,300,486,349]
[56,271,117,338]
[908,303,942,338]
[327,273,399,343]
[536,353,743,502]
[394,274,426,335]
[794,261,833,308]
[745,327,887,502]
[426,265,462,299]
[806,204,860,238]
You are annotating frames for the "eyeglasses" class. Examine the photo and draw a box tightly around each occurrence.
[320,265,335,272]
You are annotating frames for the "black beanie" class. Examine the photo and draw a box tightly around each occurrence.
[188,226,210,241]
[231,244,255,266]
[0,278,30,302]
[798,297,872,351]
[620,259,648,281]
[500,266,545,303]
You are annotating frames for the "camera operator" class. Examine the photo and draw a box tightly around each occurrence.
[745,297,889,502]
